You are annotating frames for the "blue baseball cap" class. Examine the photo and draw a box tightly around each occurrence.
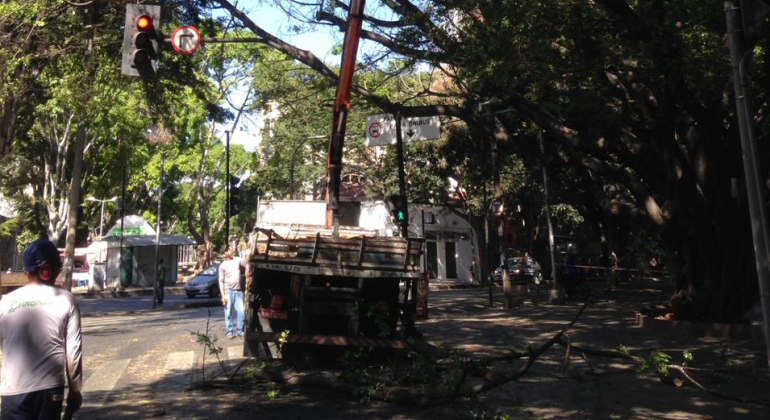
[23,238,62,273]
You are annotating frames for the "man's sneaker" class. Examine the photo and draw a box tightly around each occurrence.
[226,333,234,340]
[237,332,244,339]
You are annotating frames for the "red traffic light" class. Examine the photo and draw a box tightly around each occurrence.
[136,14,153,31]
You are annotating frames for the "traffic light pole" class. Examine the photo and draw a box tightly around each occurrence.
[225,130,230,252]
[152,154,164,309]
[395,113,418,335]
[395,113,409,239]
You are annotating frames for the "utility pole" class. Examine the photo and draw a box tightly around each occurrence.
[118,163,128,290]
[724,0,770,369]
[152,154,164,309]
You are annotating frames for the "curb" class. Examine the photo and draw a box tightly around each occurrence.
[78,283,487,297]
[179,299,221,309]
[429,282,486,291]
[75,286,187,299]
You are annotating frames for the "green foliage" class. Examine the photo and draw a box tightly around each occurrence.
[617,344,630,358]
[277,330,290,352]
[190,309,239,385]
[0,218,20,240]
[470,410,512,420]
[265,383,280,400]
[364,309,391,338]
[638,350,671,376]
[191,330,224,360]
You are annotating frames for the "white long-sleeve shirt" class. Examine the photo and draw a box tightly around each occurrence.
[0,283,83,395]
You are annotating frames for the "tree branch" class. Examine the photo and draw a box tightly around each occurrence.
[315,10,446,63]
[472,304,588,393]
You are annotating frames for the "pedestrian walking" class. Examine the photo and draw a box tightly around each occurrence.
[0,238,83,419]
[156,258,167,305]
[219,250,245,339]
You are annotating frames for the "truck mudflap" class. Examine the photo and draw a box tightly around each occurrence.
[245,331,408,349]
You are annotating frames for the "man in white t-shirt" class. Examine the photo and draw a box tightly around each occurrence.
[218,251,246,339]
[0,238,83,419]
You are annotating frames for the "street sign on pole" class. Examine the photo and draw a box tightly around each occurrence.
[365,114,440,147]
[171,26,201,55]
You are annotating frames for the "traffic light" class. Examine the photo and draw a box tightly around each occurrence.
[121,4,161,77]
[389,194,408,228]
[229,175,241,217]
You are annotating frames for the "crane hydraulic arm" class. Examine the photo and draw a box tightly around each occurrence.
[325,0,366,229]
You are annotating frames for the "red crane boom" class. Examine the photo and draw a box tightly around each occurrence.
[325,0,366,228]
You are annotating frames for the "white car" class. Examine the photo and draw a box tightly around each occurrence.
[184,265,220,298]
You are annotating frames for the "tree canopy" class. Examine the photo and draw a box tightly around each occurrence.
[1,0,768,322]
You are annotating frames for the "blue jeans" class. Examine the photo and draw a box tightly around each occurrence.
[1,386,64,420]
[224,289,244,335]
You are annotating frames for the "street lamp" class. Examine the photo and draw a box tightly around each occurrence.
[86,196,118,238]
[290,135,328,199]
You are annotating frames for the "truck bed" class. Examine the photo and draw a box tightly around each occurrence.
[250,224,423,278]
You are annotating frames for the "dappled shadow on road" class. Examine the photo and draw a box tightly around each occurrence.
[75,278,770,419]
[76,355,426,420]
[413,278,770,419]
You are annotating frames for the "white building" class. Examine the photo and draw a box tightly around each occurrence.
[87,215,195,290]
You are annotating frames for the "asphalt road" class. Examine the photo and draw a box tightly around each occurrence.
[70,288,502,419]
[75,294,238,419]
[1,286,509,419]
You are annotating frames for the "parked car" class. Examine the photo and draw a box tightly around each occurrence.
[494,257,542,285]
[184,264,220,298]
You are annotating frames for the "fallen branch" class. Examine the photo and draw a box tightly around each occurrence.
[253,365,427,406]
[472,304,588,393]
[666,365,770,407]
[478,348,529,364]
[555,335,640,361]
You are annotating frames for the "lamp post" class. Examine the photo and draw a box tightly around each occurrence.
[86,196,118,238]
[290,135,328,199]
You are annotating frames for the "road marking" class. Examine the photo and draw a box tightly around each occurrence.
[82,358,131,408]
[81,316,138,332]
[227,345,247,372]
[162,351,194,392]
[152,351,194,416]
[228,345,244,360]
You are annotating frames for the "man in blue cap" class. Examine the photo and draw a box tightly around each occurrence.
[0,238,83,419]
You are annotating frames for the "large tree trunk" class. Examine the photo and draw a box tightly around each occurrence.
[61,122,86,291]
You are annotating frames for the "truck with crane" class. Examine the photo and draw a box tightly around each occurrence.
[242,0,424,359]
